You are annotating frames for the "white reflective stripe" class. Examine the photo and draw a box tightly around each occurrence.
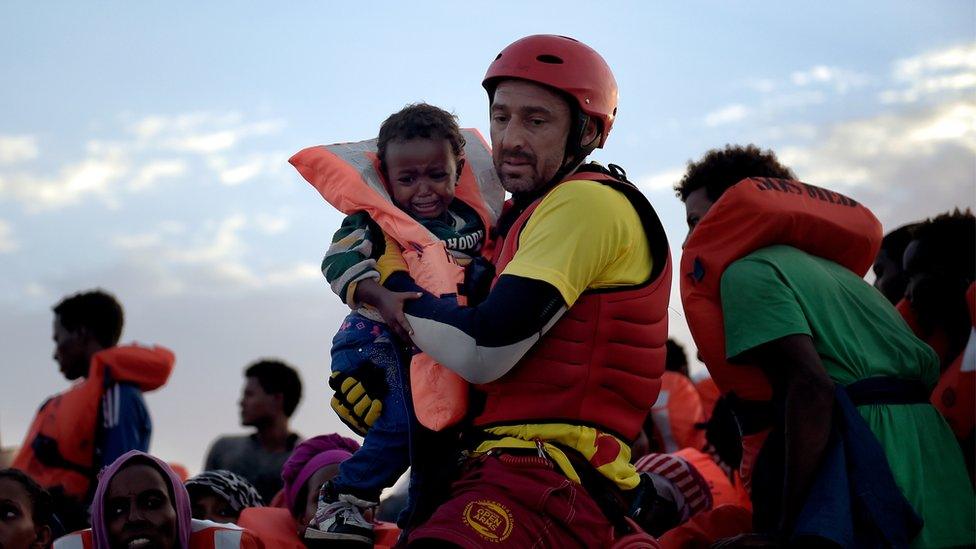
[405,305,566,384]
[53,533,86,549]
[102,387,115,428]
[322,139,390,200]
[460,128,504,224]
[113,383,121,425]
[962,327,976,373]
[213,529,244,549]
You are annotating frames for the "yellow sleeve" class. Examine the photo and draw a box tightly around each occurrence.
[500,180,653,306]
[376,230,407,284]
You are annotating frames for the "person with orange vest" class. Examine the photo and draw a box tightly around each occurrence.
[326,35,671,547]
[13,290,174,532]
[646,340,707,453]
[900,210,975,480]
[677,145,974,546]
[52,451,261,549]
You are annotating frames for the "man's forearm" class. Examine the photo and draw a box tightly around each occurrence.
[385,271,566,383]
[780,373,834,533]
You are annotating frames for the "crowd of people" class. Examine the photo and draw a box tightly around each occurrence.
[2,34,974,548]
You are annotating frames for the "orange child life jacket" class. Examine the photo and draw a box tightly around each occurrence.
[476,172,672,442]
[13,344,175,499]
[680,179,880,488]
[53,519,263,549]
[289,129,504,431]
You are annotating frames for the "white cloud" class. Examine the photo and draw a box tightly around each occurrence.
[0,219,19,253]
[881,42,976,104]
[0,136,38,165]
[129,159,187,191]
[703,104,750,127]
[266,263,320,286]
[776,98,976,226]
[637,167,685,192]
[254,213,290,235]
[790,65,870,93]
[0,111,286,211]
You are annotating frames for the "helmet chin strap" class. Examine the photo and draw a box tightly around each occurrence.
[547,109,600,190]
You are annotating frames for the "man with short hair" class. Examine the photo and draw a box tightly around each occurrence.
[204,359,303,503]
[872,223,919,305]
[13,289,174,521]
[343,35,673,546]
[677,144,974,546]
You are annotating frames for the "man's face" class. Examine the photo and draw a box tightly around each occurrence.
[52,315,91,380]
[105,464,178,549]
[682,187,715,246]
[489,79,572,194]
[239,377,279,427]
[872,248,907,305]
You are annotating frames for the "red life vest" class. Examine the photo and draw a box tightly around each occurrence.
[53,519,262,549]
[680,178,881,401]
[290,129,503,431]
[473,171,671,442]
[13,344,175,499]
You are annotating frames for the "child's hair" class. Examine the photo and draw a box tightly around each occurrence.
[0,468,54,527]
[376,103,466,176]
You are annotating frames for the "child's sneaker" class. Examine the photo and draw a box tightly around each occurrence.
[304,481,376,547]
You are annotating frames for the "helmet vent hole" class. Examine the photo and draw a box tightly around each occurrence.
[536,54,564,64]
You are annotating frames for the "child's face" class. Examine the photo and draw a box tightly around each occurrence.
[385,138,459,219]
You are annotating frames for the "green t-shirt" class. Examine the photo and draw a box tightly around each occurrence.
[721,245,974,548]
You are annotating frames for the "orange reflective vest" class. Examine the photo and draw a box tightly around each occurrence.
[680,178,880,486]
[694,377,721,421]
[53,520,263,549]
[649,372,707,452]
[13,344,175,499]
[290,129,503,431]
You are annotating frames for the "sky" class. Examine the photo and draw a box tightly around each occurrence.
[1,2,974,473]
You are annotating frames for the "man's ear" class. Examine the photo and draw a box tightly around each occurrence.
[31,525,53,548]
[273,392,287,415]
[580,117,600,148]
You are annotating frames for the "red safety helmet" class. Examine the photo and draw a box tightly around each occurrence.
[483,34,618,148]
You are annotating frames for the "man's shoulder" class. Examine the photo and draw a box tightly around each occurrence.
[209,434,255,452]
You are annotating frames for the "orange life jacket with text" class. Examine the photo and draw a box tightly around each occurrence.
[53,519,263,549]
[290,129,504,431]
[475,172,671,442]
[650,372,707,452]
[680,178,881,402]
[13,344,175,499]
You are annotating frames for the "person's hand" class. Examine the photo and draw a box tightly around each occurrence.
[373,289,422,343]
[329,367,386,437]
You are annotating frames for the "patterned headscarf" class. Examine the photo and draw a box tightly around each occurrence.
[185,470,264,512]
[280,434,360,514]
[91,451,193,549]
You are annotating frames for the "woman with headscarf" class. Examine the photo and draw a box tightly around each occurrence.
[185,471,262,525]
[237,434,396,548]
[52,451,261,549]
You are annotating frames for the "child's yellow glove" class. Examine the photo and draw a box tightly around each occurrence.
[329,370,384,437]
